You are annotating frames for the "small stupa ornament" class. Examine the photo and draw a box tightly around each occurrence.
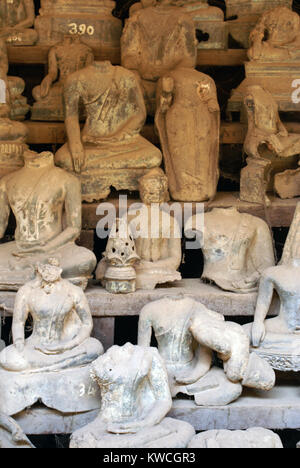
[103,218,140,294]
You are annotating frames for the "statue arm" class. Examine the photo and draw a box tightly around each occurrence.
[252,272,274,347]
[121,20,141,72]
[12,287,29,350]
[39,49,58,98]
[64,78,85,173]
[137,306,153,346]
[250,220,275,275]
[0,179,10,239]
[174,344,212,385]
[64,291,93,350]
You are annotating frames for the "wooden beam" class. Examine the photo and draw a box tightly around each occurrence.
[197,49,247,67]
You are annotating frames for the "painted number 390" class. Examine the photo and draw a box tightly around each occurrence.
[68,23,95,36]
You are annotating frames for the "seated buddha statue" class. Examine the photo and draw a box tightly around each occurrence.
[0,150,96,290]
[0,0,37,45]
[70,343,195,448]
[55,61,162,201]
[0,260,103,416]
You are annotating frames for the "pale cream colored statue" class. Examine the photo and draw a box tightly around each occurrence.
[280,203,300,265]
[0,150,96,290]
[188,428,283,448]
[246,257,300,371]
[185,208,275,293]
[31,35,94,121]
[0,413,34,448]
[70,343,195,448]
[155,68,220,201]
[35,0,122,49]
[274,167,300,199]
[55,61,162,201]
[96,169,182,290]
[0,260,103,415]
[241,86,300,204]
[121,3,197,114]
[138,297,275,406]
[0,0,38,45]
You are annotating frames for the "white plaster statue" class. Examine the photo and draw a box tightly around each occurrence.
[138,296,275,406]
[188,427,283,448]
[0,412,35,448]
[70,343,195,448]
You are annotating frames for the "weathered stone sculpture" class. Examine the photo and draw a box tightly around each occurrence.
[31,35,94,121]
[121,3,197,114]
[35,0,122,49]
[0,0,37,45]
[185,207,275,293]
[131,0,227,50]
[138,297,275,406]
[228,7,300,117]
[96,168,182,290]
[70,343,195,448]
[240,86,300,204]
[280,203,300,265]
[0,413,34,448]
[188,427,283,448]
[55,61,162,201]
[0,260,103,415]
[274,167,300,199]
[0,150,96,291]
[155,68,220,201]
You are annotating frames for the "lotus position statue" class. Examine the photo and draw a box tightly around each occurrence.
[0,260,103,416]
[138,297,275,406]
[32,35,94,121]
[0,150,96,290]
[70,343,195,448]
[0,0,37,45]
[0,413,34,448]
[96,169,182,290]
[55,61,162,201]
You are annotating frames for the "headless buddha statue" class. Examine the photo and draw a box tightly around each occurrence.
[185,207,275,293]
[70,343,195,448]
[0,0,37,45]
[0,260,103,415]
[0,150,96,290]
[32,35,94,121]
[55,61,162,201]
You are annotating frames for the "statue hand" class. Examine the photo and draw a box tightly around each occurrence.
[71,143,85,174]
[175,369,197,385]
[34,343,62,355]
[107,421,141,434]
[15,340,24,353]
[251,321,266,347]
[40,76,52,98]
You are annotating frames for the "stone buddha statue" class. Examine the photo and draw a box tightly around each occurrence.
[138,297,275,406]
[0,0,37,45]
[55,61,162,201]
[121,3,197,114]
[280,203,300,265]
[0,150,96,290]
[0,260,103,416]
[70,343,195,448]
[155,68,220,201]
[96,168,182,290]
[0,413,34,448]
[185,207,275,293]
[31,35,94,121]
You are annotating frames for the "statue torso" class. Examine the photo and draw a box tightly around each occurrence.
[0,0,27,28]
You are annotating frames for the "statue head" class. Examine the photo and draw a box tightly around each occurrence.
[37,259,63,284]
[139,168,169,204]
[263,7,300,46]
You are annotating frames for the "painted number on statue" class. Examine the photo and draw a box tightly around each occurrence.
[79,383,97,397]
[68,23,95,36]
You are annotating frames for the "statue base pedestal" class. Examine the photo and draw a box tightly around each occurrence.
[252,332,300,372]
[0,363,101,416]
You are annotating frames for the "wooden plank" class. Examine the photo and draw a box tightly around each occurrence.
[197,49,248,67]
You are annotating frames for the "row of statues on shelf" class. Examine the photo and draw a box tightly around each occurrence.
[0,245,299,447]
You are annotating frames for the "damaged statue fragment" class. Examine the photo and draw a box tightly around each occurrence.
[70,343,195,448]
[188,427,283,448]
[0,412,34,448]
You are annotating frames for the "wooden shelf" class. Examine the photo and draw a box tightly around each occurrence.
[8,45,247,66]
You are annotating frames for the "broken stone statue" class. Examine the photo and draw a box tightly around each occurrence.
[138,296,275,406]
[0,150,96,290]
[31,35,94,121]
[0,0,37,45]
[155,68,220,201]
[0,259,103,416]
[34,0,122,49]
[0,412,34,448]
[70,343,195,448]
[130,0,227,50]
[101,218,140,294]
[188,427,283,448]
[240,86,300,204]
[280,202,300,265]
[228,6,300,117]
[121,2,197,114]
[185,207,275,293]
[96,168,182,290]
[55,61,162,201]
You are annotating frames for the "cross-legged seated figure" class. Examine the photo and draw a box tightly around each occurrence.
[55,61,162,201]
[138,297,275,406]
[0,150,96,290]
[0,260,103,415]
[70,343,195,448]
[0,0,37,45]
